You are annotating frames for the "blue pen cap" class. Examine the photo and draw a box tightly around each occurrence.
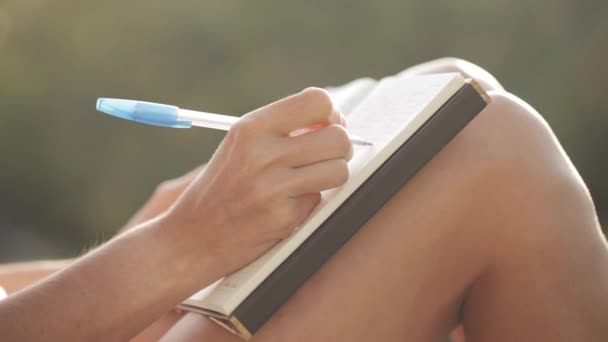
[96,98,192,128]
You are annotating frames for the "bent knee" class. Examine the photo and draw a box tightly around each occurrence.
[460,91,600,256]
[402,57,504,91]
[422,89,583,198]
[464,91,572,177]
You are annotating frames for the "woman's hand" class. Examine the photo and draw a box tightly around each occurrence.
[163,87,352,279]
[0,88,352,341]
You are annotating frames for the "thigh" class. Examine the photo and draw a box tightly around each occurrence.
[162,74,608,342]
[132,311,186,342]
[460,95,608,341]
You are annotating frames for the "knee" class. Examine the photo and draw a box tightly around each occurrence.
[434,87,592,205]
[460,90,599,255]
[402,57,504,91]
[442,90,560,181]
[419,89,582,202]
[436,58,504,92]
[473,90,579,184]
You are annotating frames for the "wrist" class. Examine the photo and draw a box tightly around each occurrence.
[152,213,225,290]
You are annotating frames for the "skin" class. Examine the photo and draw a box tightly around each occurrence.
[0,87,353,341]
[161,59,608,341]
[1,59,607,341]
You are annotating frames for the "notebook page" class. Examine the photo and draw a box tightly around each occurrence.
[325,77,377,116]
[185,73,465,314]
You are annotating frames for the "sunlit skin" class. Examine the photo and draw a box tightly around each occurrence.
[1,59,607,341]
[0,87,352,341]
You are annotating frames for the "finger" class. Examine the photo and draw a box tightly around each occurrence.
[253,87,338,135]
[291,110,345,135]
[305,109,344,128]
[287,158,350,195]
[327,108,346,127]
[289,192,322,230]
[283,124,353,167]
[335,110,348,127]
[263,193,322,241]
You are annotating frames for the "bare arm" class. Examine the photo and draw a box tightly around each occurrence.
[0,218,219,341]
[0,166,207,341]
[0,88,351,341]
[0,164,205,297]
[0,260,73,294]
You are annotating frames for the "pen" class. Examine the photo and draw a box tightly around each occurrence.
[96,98,372,146]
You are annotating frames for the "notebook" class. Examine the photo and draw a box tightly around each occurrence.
[179,72,489,339]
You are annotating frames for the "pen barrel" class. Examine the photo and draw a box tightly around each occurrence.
[178,109,239,131]
[179,108,371,145]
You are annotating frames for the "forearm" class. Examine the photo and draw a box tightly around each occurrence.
[0,259,73,293]
[0,87,351,341]
[0,218,219,341]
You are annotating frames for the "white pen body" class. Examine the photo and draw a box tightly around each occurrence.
[177,109,239,131]
[177,108,371,145]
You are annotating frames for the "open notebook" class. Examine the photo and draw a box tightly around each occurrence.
[180,72,489,339]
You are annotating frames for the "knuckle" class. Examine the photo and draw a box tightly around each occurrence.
[248,179,276,205]
[268,205,294,233]
[265,194,321,239]
[306,192,322,205]
[331,159,350,185]
[299,87,334,118]
[226,118,273,169]
[326,124,351,156]
[227,117,256,143]
[248,144,279,170]
[276,227,294,240]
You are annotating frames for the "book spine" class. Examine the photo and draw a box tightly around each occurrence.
[233,82,488,337]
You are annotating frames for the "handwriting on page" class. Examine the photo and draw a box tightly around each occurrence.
[347,77,449,148]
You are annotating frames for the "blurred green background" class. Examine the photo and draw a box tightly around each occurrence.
[0,0,606,262]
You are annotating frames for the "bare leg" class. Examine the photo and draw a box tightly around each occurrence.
[131,311,186,342]
[2,60,605,341]
[161,60,608,341]
[400,57,505,92]
[403,58,502,342]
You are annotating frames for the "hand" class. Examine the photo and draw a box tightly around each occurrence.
[163,87,352,279]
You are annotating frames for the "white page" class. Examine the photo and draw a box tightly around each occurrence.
[184,73,465,314]
[325,77,377,116]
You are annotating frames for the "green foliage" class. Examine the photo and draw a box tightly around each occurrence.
[0,0,606,260]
